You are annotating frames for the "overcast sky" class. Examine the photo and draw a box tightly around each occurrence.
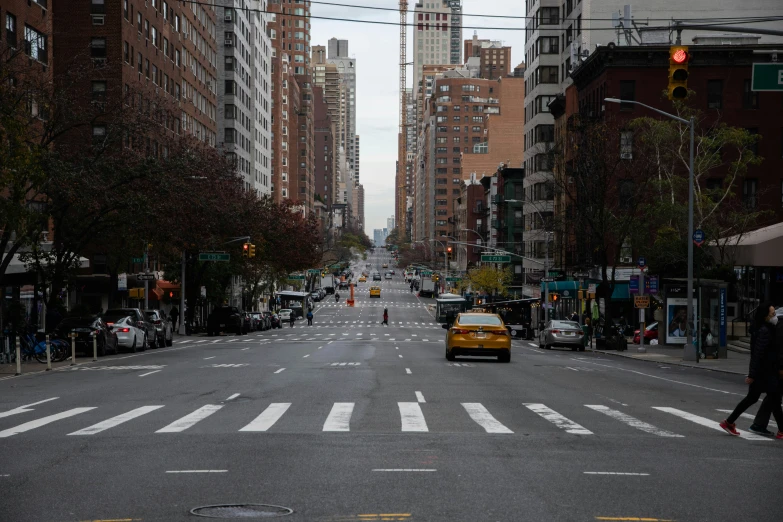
[310,0,526,234]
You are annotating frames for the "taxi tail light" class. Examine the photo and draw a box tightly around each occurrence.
[494,330,509,336]
[116,327,130,333]
[451,328,470,334]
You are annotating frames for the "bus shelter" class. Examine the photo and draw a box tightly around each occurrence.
[435,294,469,324]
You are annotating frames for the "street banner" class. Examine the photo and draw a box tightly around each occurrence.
[118,273,127,291]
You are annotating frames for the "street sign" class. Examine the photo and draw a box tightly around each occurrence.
[693,229,705,247]
[137,273,155,281]
[637,257,646,269]
[118,273,127,291]
[541,277,555,283]
[751,63,783,91]
[634,295,650,309]
[588,284,596,294]
[446,277,460,282]
[573,272,589,278]
[307,269,320,274]
[131,257,143,263]
[629,275,639,294]
[287,274,305,280]
[645,275,659,294]
[481,255,511,263]
[198,252,231,262]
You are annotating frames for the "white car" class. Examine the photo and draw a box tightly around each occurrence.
[106,315,147,353]
[278,309,293,322]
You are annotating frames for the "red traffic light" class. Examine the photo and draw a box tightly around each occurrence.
[672,48,688,64]
[447,247,452,254]
[243,244,249,251]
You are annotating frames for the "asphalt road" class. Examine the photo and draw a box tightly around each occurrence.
[1,251,781,522]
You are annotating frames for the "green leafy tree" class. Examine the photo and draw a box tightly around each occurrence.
[466,265,513,297]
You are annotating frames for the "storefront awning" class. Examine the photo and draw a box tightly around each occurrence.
[713,222,783,266]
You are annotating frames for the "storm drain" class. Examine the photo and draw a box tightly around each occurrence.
[190,503,293,518]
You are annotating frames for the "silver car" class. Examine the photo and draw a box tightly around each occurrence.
[539,320,585,351]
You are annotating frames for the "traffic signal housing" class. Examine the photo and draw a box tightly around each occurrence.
[668,45,689,100]
[242,242,249,258]
[447,246,452,254]
[248,243,256,258]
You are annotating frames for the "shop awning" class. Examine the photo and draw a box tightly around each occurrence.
[540,281,630,300]
[713,222,783,266]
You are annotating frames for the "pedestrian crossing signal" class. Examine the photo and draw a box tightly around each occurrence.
[668,46,689,100]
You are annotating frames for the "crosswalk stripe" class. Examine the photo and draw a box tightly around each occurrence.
[69,406,164,435]
[653,407,770,440]
[398,402,428,432]
[156,405,224,433]
[0,408,96,438]
[323,402,354,432]
[0,397,59,420]
[716,409,780,431]
[524,403,593,435]
[462,403,513,434]
[585,405,683,437]
[239,403,291,432]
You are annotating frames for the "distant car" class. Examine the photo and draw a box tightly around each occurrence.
[207,306,244,336]
[385,272,392,280]
[103,315,146,353]
[310,291,321,302]
[250,312,267,331]
[633,322,659,344]
[54,316,119,356]
[105,308,157,349]
[373,272,382,281]
[369,286,381,298]
[278,309,293,322]
[539,320,585,351]
[358,276,367,282]
[144,310,174,347]
[443,313,510,363]
[338,281,350,290]
[382,263,388,268]
[263,311,280,329]
[241,312,253,334]
[390,269,395,275]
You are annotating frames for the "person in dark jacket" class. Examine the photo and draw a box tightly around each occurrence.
[720,302,783,436]
[750,311,783,438]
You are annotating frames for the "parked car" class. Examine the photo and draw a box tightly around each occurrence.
[539,320,585,351]
[633,322,659,344]
[207,306,244,336]
[310,291,321,302]
[252,312,268,331]
[54,316,119,357]
[144,310,174,347]
[103,315,147,353]
[262,311,278,329]
[278,309,293,322]
[268,312,282,329]
[104,308,157,349]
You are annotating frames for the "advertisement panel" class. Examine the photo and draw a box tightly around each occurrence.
[665,297,697,345]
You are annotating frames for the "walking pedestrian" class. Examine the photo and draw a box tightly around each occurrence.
[169,306,179,333]
[306,310,314,326]
[289,312,296,328]
[750,309,783,438]
[720,302,783,436]
[382,308,389,326]
[570,311,579,323]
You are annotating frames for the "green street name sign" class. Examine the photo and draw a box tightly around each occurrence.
[287,274,305,280]
[751,64,783,91]
[307,269,320,274]
[446,277,461,282]
[481,255,511,263]
[131,257,143,263]
[198,252,230,262]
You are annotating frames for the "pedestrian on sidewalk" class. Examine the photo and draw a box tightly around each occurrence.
[382,308,389,326]
[169,306,179,332]
[306,310,314,326]
[750,310,783,438]
[720,302,783,437]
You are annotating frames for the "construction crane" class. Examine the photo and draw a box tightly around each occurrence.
[396,0,408,240]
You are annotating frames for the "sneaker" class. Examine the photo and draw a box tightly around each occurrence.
[720,420,740,436]
[776,431,783,440]
[748,424,773,436]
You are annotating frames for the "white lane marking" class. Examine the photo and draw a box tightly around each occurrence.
[395,347,399,350]
[303,354,310,358]
[584,472,650,476]
[524,403,593,435]
[166,470,227,473]
[398,402,428,432]
[203,356,215,360]
[585,405,683,438]
[405,368,412,374]
[69,406,164,435]
[156,405,224,433]
[0,397,59,420]
[462,403,513,434]
[372,469,436,472]
[138,370,162,377]
[0,408,96,438]
[566,367,580,372]
[239,403,291,432]
[318,346,323,350]
[328,340,334,344]
[274,368,286,374]
[241,347,250,351]
[716,409,779,431]
[398,354,403,358]
[528,343,538,347]
[226,393,240,401]
[415,391,426,403]
[653,407,770,441]
[323,402,354,432]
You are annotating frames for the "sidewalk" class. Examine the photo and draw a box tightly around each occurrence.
[0,355,84,378]
[596,342,749,375]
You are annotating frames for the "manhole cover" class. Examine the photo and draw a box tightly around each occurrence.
[190,504,293,518]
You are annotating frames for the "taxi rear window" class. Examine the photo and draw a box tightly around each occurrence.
[458,314,502,326]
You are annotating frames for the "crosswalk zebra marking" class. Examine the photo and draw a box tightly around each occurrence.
[462,403,513,434]
[323,402,354,432]
[524,403,593,435]
[69,406,164,436]
[398,402,428,432]
[239,403,291,432]
[156,405,224,433]
[585,405,683,437]
[653,407,770,441]
[0,408,96,438]
[716,409,779,431]
[0,397,59,420]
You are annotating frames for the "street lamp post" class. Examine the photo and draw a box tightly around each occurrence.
[605,98,697,362]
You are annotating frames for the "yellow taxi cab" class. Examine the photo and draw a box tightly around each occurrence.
[369,286,381,298]
[358,276,367,283]
[443,312,510,363]
[382,263,388,268]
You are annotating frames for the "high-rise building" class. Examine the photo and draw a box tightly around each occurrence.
[387,217,396,232]
[412,1,462,103]
[326,38,358,185]
[313,86,335,207]
[217,1,272,196]
[312,58,344,206]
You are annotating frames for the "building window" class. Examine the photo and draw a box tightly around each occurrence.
[92,124,107,140]
[24,26,47,63]
[123,41,129,62]
[91,0,106,14]
[747,128,759,156]
[90,37,106,59]
[743,79,758,109]
[707,80,723,110]
[91,81,107,101]
[6,14,18,48]
[144,59,149,78]
[137,52,142,72]
[742,179,757,209]
[537,36,558,54]
[619,80,635,110]
[539,7,559,25]
[538,66,558,84]
[151,26,158,47]
[535,124,554,143]
[123,0,129,20]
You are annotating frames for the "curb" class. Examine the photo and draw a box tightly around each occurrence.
[597,349,746,376]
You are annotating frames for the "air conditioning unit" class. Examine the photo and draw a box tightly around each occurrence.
[225,39,233,46]
[620,256,633,264]
[620,152,632,160]
[92,15,105,26]
[225,14,233,22]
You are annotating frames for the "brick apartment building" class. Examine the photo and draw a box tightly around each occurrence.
[464,34,512,81]
[313,85,334,206]
[2,0,51,68]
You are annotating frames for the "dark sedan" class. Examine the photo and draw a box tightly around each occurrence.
[54,316,119,356]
